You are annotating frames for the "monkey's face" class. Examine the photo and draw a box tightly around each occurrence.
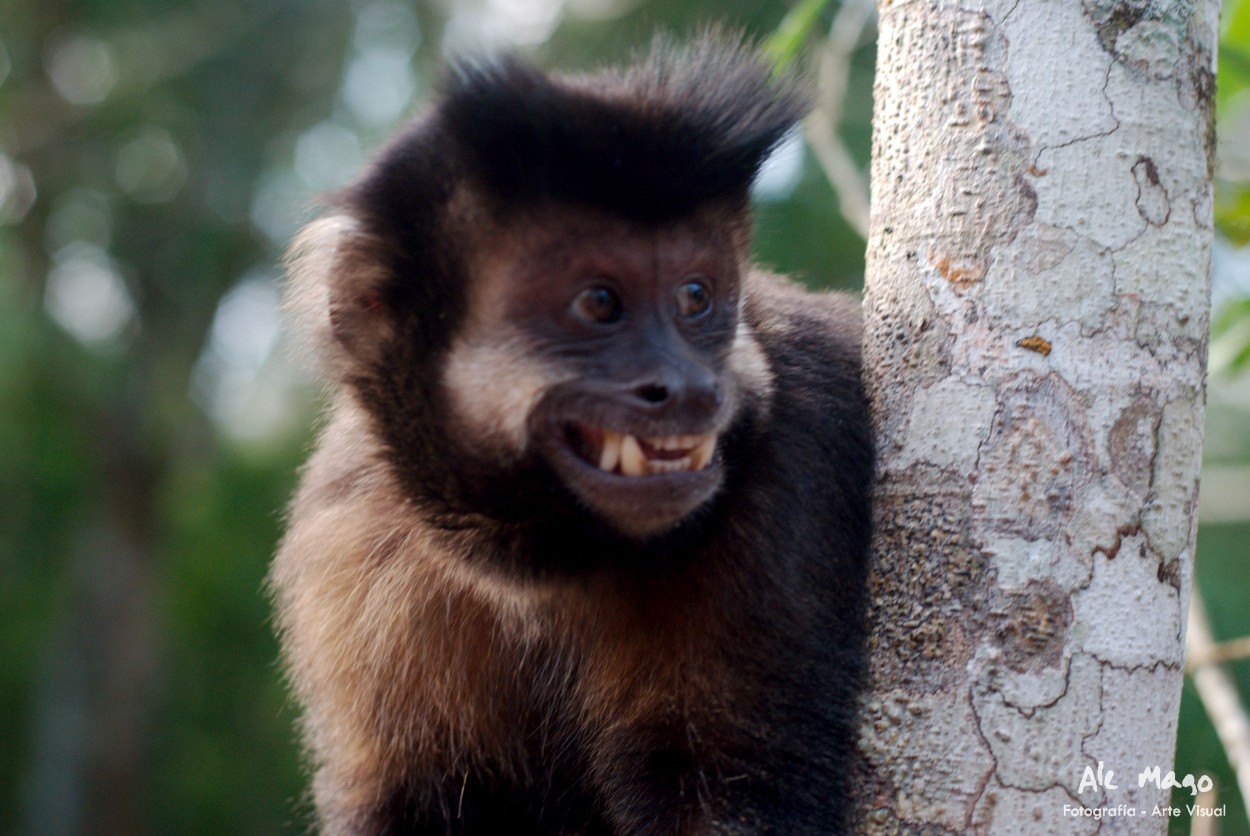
[442,207,758,540]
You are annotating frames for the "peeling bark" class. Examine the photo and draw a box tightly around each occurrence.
[857,1,1216,832]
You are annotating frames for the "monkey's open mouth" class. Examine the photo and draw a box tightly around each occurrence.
[566,425,717,477]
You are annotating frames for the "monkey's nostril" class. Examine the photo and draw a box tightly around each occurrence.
[638,384,669,404]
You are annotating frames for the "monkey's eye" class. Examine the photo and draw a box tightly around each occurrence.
[676,278,713,320]
[571,286,623,325]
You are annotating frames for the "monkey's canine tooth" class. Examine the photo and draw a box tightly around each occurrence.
[598,430,622,473]
[620,434,647,477]
[691,434,716,470]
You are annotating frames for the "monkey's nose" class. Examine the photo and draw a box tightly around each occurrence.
[636,383,669,404]
[631,373,722,417]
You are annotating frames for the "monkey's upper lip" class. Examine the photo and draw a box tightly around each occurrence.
[565,424,717,477]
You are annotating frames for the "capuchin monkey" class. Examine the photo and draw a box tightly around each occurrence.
[270,34,872,836]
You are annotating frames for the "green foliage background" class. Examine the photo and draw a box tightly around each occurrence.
[0,1,1246,833]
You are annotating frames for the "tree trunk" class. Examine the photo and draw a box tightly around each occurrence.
[857,1,1217,832]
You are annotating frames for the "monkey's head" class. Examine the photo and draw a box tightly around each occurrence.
[287,36,805,543]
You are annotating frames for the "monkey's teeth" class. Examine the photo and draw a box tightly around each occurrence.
[647,434,699,452]
[582,428,717,476]
[619,434,647,477]
[598,431,622,472]
[690,435,716,470]
[649,458,693,474]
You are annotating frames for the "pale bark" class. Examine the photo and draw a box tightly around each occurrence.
[857,1,1217,832]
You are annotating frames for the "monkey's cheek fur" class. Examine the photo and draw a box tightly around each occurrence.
[540,422,724,539]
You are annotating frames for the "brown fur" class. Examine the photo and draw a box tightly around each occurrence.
[271,39,872,835]
[272,390,755,828]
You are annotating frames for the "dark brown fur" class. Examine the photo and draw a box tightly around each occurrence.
[271,36,872,835]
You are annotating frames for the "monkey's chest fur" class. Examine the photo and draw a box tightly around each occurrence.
[276,449,840,834]
[272,359,867,835]
[372,564,758,834]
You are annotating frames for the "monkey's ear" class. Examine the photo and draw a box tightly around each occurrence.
[284,214,394,373]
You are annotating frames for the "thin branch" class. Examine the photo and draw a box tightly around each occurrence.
[804,0,874,239]
[1187,635,1250,670]
[1187,589,1250,827]
[1191,782,1220,836]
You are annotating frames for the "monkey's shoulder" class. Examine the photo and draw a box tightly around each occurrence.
[743,271,865,418]
[730,271,872,548]
[744,271,861,369]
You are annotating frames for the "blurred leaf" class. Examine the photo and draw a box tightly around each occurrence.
[1218,0,1250,250]
[763,0,835,72]
[1226,0,1250,43]
[1216,185,1250,245]
[1213,296,1250,335]
[1211,297,1250,374]
[1218,42,1250,111]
